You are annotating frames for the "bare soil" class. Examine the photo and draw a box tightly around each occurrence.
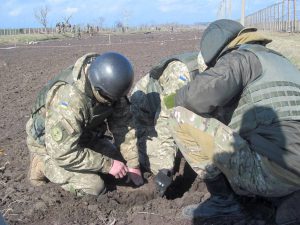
[0,30,294,225]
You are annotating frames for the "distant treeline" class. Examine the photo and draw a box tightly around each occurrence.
[0,23,208,36]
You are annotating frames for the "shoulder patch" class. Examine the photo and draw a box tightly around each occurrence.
[51,126,63,142]
[179,74,188,81]
[50,120,73,143]
[59,101,69,109]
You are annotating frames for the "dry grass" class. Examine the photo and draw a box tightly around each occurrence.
[0,33,71,45]
[264,32,300,69]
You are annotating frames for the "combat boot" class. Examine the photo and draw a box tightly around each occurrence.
[182,173,244,221]
[28,153,47,186]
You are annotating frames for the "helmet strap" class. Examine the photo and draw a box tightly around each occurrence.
[91,86,112,105]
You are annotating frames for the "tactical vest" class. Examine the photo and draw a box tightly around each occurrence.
[30,53,114,145]
[228,44,300,133]
[146,52,200,117]
[227,44,300,176]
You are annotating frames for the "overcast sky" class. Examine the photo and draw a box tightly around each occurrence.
[0,0,282,28]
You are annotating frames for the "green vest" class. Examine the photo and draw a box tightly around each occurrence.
[30,53,113,145]
[227,44,300,176]
[229,44,300,133]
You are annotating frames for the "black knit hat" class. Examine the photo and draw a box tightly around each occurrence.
[200,19,257,67]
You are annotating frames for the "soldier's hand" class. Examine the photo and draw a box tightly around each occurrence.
[109,160,128,179]
[128,167,144,186]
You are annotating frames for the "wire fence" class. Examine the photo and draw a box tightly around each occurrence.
[245,0,300,32]
[0,28,57,35]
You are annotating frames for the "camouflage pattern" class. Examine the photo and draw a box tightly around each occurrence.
[131,57,206,174]
[26,54,138,195]
[26,117,105,196]
[197,51,207,72]
[169,106,300,197]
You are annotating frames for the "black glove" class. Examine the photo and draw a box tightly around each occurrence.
[154,169,173,197]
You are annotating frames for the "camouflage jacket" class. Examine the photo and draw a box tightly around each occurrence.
[40,54,138,173]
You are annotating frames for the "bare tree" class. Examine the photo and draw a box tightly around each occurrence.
[34,5,50,30]
[62,14,73,25]
[62,14,73,32]
[122,9,131,32]
[95,16,105,29]
[115,20,125,32]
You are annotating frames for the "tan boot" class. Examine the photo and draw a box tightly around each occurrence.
[28,153,47,186]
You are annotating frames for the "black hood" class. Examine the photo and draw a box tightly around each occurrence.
[200,19,255,67]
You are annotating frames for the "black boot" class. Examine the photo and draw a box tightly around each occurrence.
[182,173,244,220]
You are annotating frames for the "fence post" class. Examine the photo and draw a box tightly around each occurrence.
[269,6,271,30]
[273,4,276,31]
[294,0,297,32]
[282,0,285,31]
[264,8,267,30]
[259,10,261,30]
[261,9,264,30]
[287,0,290,32]
[266,7,268,30]
[277,3,280,31]
[260,10,264,30]
[270,6,272,31]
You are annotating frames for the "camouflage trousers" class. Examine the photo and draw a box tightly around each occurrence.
[26,118,104,196]
[131,74,178,175]
[136,119,177,175]
[169,106,298,197]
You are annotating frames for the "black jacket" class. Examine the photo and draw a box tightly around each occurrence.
[175,49,261,117]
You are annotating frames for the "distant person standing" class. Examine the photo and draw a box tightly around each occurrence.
[89,26,94,37]
[71,25,76,38]
[61,22,65,34]
[76,26,81,40]
[55,22,61,34]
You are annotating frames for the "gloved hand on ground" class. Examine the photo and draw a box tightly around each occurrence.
[128,167,144,186]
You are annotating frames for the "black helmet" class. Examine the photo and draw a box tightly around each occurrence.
[200,19,257,67]
[88,52,134,101]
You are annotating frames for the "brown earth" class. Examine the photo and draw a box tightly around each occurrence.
[0,30,292,225]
